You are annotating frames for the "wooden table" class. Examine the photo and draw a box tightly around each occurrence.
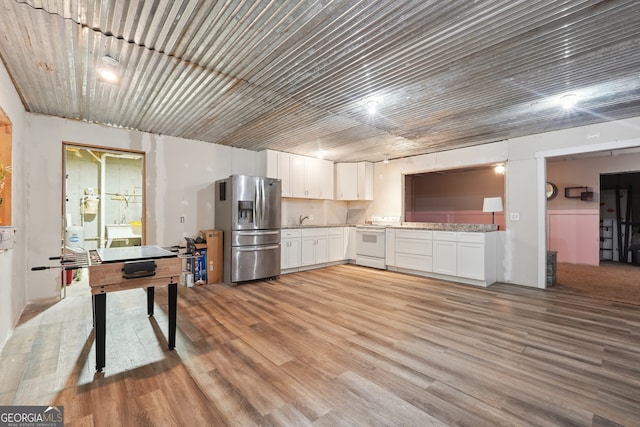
[88,245,182,371]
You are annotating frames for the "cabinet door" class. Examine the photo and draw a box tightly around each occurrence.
[315,236,329,264]
[278,152,292,197]
[290,155,306,198]
[328,233,343,262]
[335,163,358,200]
[357,161,374,200]
[281,238,301,270]
[433,240,457,275]
[385,228,396,266]
[264,150,278,178]
[318,160,334,200]
[457,242,484,280]
[347,227,357,259]
[304,157,320,198]
[300,237,317,266]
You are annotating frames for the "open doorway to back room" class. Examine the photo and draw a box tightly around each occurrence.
[599,172,640,264]
[63,144,145,253]
[546,150,640,305]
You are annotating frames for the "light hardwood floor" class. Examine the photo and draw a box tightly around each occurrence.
[1,264,639,426]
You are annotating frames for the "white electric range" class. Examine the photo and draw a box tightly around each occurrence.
[355,216,401,269]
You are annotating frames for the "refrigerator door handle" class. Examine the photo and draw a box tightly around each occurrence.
[260,180,266,229]
[236,244,280,252]
[254,182,260,228]
[235,230,279,236]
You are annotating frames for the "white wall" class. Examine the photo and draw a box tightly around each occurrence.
[25,115,258,302]
[375,117,640,287]
[0,59,28,350]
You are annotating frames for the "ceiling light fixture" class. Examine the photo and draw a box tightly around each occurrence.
[98,55,121,84]
[367,100,378,115]
[561,94,577,110]
[383,154,389,164]
[494,163,505,174]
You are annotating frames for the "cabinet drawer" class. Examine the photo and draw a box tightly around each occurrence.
[301,228,327,238]
[281,229,301,239]
[396,229,432,239]
[327,227,343,236]
[396,237,433,256]
[396,253,433,272]
[433,231,457,242]
[457,232,485,243]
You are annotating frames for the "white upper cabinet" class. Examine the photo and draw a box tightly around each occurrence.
[335,163,358,200]
[278,152,292,197]
[291,154,308,198]
[259,150,292,197]
[292,155,321,198]
[319,159,334,199]
[335,161,373,200]
[260,150,332,199]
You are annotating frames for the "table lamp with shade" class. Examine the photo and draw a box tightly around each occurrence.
[482,197,503,228]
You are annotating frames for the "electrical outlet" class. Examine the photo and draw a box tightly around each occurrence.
[510,213,520,221]
[180,216,185,223]
[308,215,313,221]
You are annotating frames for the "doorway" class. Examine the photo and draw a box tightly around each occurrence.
[543,148,640,303]
[599,172,640,264]
[63,144,145,252]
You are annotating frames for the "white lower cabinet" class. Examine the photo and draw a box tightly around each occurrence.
[281,229,301,270]
[301,228,332,267]
[281,227,351,273]
[385,228,396,266]
[432,231,457,276]
[389,229,498,287]
[457,232,496,284]
[456,232,485,280]
[327,227,344,262]
[395,229,432,272]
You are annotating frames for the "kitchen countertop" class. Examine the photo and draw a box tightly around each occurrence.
[391,222,498,232]
[282,223,498,232]
[282,224,356,229]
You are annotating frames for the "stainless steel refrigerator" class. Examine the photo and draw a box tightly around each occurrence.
[215,175,282,283]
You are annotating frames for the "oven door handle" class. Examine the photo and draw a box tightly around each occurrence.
[358,228,386,233]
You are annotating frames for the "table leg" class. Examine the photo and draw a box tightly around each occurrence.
[168,283,177,350]
[147,286,155,316]
[94,294,106,371]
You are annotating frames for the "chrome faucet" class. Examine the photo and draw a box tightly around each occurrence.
[299,215,310,225]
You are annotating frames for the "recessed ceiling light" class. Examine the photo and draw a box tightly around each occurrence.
[561,94,577,110]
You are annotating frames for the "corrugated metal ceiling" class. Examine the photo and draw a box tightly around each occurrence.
[0,0,639,162]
